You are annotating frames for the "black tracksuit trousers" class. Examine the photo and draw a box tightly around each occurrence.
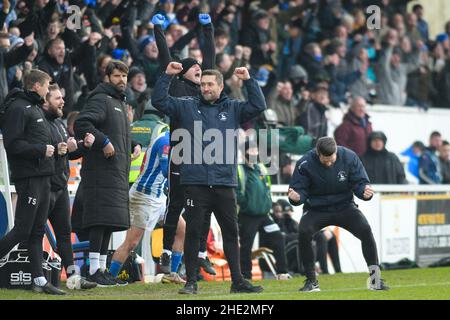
[183,186,243,284]
[0,176,51,278]
[163,167,211,253]
[299,204,378,280]
[48,187,75,275]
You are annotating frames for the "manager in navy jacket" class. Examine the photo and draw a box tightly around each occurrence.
[288,137,389,292]
[152,62,265,295]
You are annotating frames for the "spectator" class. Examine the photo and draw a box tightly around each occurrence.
[273,200,298,244]
[412,4,429,42]
[361,131,408,184]
[299,42,327,84]
[297,84,329,138]
[268,80,299,127]
[439,140,450,184]
[401,140,426,183]
[348,43,372,100]
[0,32,34,103]
[419,131,443,184]
[37,33,100,116]
[335,97,372,156]
[324,42,362,107]
[278,19,303,80]
[314,229,342,274]
[119,4,160,89]
[126,67,151,121]
[376,28,420,106]
[237,142,290,281]
[240,9,275,69]
[287,64,309,103]
[214,28,231,54]
[405,12,422,43]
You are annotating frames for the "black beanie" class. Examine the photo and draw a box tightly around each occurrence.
[179,58,201,77]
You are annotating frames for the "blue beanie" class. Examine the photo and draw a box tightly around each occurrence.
[436,33,449,43]
[138,35,155,52]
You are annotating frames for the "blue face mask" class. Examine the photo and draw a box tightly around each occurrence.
[314,54,323,62]
[367,47,376,60]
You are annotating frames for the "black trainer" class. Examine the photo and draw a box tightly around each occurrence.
[32,282,66,295]
[104,271,128,286]
[369,278,390,291]
[230,279,263,294]
[299,279,320,292]
[66,274,97,290]
[178,281,198,294]
[160,252,171,274]
[87,269,116,287]
[79,277,98,289]
[199,257,216,275]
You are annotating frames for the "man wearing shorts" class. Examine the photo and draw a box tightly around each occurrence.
[108,131,177,281]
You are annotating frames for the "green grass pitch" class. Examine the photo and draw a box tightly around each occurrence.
[0,267,449,300]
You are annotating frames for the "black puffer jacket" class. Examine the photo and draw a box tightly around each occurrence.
[0,89,54,182]
[74,82,131,232]
[44,110,85,192]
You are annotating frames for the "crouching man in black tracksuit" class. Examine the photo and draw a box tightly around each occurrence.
[152,63,266,294]
[288,137,389,292]
[0,70,64,295]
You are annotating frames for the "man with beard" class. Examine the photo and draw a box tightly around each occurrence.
[152,13,217,278]
[74,60,141,287]
[42,84,97,290]
[152,63,265,295]
[288,137,389,292]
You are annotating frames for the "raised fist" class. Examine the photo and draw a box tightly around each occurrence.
[233,67,250,81]
[46,145,55,158]
[151,14,165,26]
[198,13,212,25]
[166,62,183,75]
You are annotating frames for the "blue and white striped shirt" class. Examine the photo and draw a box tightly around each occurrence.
[133,131,170,197]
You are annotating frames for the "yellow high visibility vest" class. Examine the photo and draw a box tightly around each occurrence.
[129,123,169,183]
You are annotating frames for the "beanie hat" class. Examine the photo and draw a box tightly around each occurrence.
[128,67,145,81]
[179,57,201,77]
[255,67,270,87]
[138,35,155,52]
[111,49,129,61]
[369,131,387,145]
[436,33,449,44]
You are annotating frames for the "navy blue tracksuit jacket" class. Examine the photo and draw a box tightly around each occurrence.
[289,146,371,212]
[151,73,267,187]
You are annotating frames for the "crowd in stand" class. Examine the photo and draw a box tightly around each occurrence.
[1,0,450,175]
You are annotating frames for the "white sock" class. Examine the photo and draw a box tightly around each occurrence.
[67,264,80,277]
[99,255,107,272]
[33,277,48,287]
[198,251,207,259]
[163,249,172,256]
[89,252,100,275]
